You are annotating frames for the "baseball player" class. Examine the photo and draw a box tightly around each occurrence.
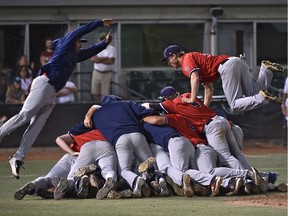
[160,45,283,112]
[83,95,157,198]
[14,127,102,200]
[142,86,251,171]
[53,122,118,200]
[0,18,113,179]
[142,113,268,194]
[142,122,227,197]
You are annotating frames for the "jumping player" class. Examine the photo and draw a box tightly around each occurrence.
[160,45,283,112]
[0,18,113,179]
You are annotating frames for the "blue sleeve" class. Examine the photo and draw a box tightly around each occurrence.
[77,40,108,62]
[69,122,93,135]
[131,101,157,118]
[60,19,104,50]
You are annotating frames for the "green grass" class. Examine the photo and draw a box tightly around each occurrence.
[0,154,287,216]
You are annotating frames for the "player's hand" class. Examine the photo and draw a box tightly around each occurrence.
[73,152,80,156]
[105,30,112,44]
[84,118,93,128]
[181,97,194,104]
[102,18,113,27]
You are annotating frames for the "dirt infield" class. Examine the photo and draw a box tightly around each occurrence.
[0,145,286,161]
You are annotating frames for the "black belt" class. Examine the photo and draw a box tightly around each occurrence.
[220,59,229,65]
[96,70,112,73]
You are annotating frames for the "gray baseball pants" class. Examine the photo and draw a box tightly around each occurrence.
[151,139,217,187]
[204,115,245,170]
[218,57,272,112]
[67,140,117,191]
[195,143,249,185]
[33,153,76,193]
[0,75,56,160]
[115,132,153,188]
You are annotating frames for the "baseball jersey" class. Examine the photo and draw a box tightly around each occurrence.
[165,113,208,146]
[151,93,216,133]
[142,122,180,152]
[39,19,108,92]
[181,52,229,84]
[93,96,156,146]
[70,129,107,152]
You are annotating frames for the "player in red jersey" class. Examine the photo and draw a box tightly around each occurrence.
[160,45,283,112]
[142,86,251,171]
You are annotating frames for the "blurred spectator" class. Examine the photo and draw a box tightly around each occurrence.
[17,66,32,96]
[90,32,116,102]
[6,76,26,104]
[0,63,9,104]
[11,54,35,81]
[39,38,54,66]
[55,81,77,104]
[282,76,288,121]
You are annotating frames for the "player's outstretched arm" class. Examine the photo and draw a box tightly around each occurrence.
[142,115,167,125]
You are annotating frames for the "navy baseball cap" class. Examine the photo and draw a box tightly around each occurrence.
[160,86,177,98]
[161,45,183,62]
[13,76,21,83]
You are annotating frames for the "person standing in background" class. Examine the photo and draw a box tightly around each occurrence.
[39,38,54,66]
[56,81,77,104]
[90,32,116,102]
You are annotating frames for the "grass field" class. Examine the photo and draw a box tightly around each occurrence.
[0,153,287,216]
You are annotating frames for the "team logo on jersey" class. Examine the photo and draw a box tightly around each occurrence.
[191,101,200,107]
[184,66,190,72]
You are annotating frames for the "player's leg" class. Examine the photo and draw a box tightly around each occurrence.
[204,117,245,169]
[0,76,55,142]
[115,134,138,190]
[219,59,268,112]
[95,141,118,199]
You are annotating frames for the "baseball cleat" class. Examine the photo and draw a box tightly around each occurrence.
[14,182,35,200]
[210,176,223,197]
[77,175,90,199]
[138,157,156,173]
[276,183,288,192]
[107,189,132,199]
[54,178,68,200]
[193,183,210,196]
[259,90,282,104]
[96,177,115,200]
[8,156,24,179]
[74,164,97,177]
[132,176,145,198]
[37,189,54,199]
[226,178,243,196]
[159,178,171,197]
[150,180,161,195]
[261,60,284,73]
[142,181,152,197]
[165,176,184,196]
[182,174,194,197]
[251,167,268,193]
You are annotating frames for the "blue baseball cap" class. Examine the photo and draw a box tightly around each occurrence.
[13,76,21,83]
[161,45,183,62]
[160,86,177,99]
